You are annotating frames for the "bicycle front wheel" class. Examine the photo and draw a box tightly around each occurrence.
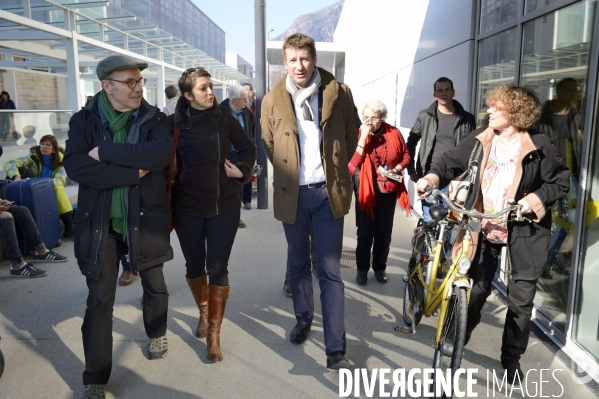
[430,287,468,399]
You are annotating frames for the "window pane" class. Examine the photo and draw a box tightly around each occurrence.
[475,29,517,126]
[525,0,565,13]
[520,0,597,334]
[480,0,519,33]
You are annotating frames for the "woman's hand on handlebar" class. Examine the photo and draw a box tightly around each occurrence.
[416,178,432,197]
[517,199,532,214]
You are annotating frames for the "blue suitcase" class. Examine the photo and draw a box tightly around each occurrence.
[6,177,61,254]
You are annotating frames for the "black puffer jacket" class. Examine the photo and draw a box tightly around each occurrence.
[406,100,475,177]
[428,127,570,280]
[169,96,256,218]
[64,95,174,279]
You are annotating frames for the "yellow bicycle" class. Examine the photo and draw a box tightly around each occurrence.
[402,187,525,397]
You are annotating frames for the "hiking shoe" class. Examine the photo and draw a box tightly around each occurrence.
[244,202,252,210]
[327,351,350,370]
[283,281,292,297]
[148,334,168,360]
[82,384,105,399]
[32,250,68,263]
[10,263,47,278]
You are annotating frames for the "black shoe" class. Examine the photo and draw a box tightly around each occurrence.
[505,367,524,386]
[327,351,350,369]
[374,270,388,283]
[290,323,311,344]
[356,270,368,286]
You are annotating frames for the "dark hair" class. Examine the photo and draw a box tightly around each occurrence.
[165,85,178,99]
[32,135,61,171]
[1,91,9,99]
[242,82,253,91]
[178,67,211,98]
[433,77,454,92]
[556,77,578,93]
[282,33,317,60]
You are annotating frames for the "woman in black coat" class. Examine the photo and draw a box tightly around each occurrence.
[416,85,569,383]
[170,67,255,362]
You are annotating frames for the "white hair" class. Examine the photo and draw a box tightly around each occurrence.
[227,85,249,99]
[362,99,388,120]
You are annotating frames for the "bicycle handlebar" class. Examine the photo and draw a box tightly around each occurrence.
[424,186,528,222]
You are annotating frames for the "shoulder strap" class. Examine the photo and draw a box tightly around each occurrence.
[468,140,483,167]
[167,128,179,195]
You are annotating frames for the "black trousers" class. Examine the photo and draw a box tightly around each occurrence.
[81,233,169,385]
[173,209,240,286]
[354,188,397,272]
[0,205,45,266]
[467,237,538,368]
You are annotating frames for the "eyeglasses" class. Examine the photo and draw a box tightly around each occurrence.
[108,78,146,89]
[488,104,504,112]
[183,67,208,76]
[362,116,381,123]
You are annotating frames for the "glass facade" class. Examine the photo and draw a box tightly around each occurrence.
[475,29,517,126]
[520,0,596,332]
[118,0,226,62]
[480,0,518,33]
[476,0,599,366]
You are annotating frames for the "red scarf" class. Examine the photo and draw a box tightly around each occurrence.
[358,123,412,218]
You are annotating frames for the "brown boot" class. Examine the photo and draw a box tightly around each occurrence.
[186,275,208,338]
[207,285,230,361]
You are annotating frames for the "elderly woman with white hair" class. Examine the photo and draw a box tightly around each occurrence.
[348,100,411,286]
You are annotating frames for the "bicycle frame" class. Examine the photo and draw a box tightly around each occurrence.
[408,219,472,344]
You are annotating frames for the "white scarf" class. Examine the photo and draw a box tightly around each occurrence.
[285,68,321,121]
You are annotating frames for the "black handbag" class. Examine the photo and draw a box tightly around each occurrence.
[448,141,482,210]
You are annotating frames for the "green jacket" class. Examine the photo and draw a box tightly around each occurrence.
[4,150,73,215]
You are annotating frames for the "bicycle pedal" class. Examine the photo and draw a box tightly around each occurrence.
[394,325,412,334]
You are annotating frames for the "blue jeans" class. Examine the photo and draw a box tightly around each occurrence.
[283,185,346,355]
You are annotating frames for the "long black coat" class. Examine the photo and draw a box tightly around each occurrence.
[428,127,570,280]
[169,96,255,218]
[64,95,174,279]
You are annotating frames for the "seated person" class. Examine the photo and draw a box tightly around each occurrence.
[0,199,68,277]
[4,135,74,236]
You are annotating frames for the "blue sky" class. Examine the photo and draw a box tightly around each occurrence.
[191,0,338,66]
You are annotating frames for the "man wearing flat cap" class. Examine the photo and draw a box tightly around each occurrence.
[64,55,174,399]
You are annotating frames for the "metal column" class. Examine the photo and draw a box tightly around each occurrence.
[254,0,268,209]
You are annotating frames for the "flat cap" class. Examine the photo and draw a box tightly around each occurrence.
[96,55,148,81]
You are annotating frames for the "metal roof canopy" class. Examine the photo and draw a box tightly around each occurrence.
[0,0,249,109]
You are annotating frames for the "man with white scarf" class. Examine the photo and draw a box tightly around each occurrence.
[261,33,358,370]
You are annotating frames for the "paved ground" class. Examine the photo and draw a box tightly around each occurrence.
[0,191,597,398]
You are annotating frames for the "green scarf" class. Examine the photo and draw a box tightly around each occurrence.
[99,89,134,240]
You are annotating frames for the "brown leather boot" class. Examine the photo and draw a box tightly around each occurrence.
[186,275,209,338]
[207,285,230,361]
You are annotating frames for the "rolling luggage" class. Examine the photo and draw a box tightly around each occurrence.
[6,177,61,254]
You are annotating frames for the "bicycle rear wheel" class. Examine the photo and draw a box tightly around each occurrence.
[430,287,468,399]
[403,235,426,327]
[0,348,4,379]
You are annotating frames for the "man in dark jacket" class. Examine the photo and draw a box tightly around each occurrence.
[220,85,255,222]
[64,55,174,399]
[406,77,475,222]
